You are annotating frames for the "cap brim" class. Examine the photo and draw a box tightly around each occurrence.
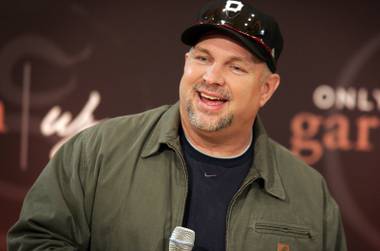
[181,24,272,69]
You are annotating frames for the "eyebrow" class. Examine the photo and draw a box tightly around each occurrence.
[191,46,210,55]
[192,45,258,65]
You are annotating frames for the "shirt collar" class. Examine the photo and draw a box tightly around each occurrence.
[141,102,286,201]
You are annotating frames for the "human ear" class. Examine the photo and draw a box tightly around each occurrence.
[259,73,280,107]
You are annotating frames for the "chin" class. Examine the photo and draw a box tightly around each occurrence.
[189,112,233,132]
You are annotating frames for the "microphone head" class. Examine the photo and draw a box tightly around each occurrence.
[169,226,195,251]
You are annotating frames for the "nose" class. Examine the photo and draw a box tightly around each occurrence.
[202,64,225,85]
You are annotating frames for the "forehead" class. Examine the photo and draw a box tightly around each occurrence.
[193,34,261,63]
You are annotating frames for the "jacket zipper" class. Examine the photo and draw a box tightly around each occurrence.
[167,143,189,228]
[255,222,312,239]
[225,175,258,251]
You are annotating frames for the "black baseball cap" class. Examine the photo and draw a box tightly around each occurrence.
[181,0,283,72]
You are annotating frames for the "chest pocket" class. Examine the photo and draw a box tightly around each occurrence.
[245,221,320,251]
[255,222,312,239]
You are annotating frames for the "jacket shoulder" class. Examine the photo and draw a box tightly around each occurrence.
[64,104,173,161]
[91,104,171,134]
[268,138,327,198]
[269,138,322,180]
[84,104,170,139]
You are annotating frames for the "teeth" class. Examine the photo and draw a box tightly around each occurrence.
[200,93,223,101]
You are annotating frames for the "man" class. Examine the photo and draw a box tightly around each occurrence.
[8,0,347,250]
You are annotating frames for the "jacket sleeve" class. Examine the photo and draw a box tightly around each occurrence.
[322,180,347,251]
[7,132,93,250]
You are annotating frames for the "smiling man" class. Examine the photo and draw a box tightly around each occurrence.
[179,36,279,157]
[8,1,346,251]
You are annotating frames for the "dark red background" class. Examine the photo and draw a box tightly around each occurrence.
[1,0,379,250]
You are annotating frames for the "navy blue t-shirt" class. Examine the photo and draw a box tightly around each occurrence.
[180,129,253,251]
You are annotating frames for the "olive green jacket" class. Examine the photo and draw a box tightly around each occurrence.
[8,103,346,251]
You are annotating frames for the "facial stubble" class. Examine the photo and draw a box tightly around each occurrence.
[185,90,233,132]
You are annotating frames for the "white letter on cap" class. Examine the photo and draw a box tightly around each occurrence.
[223,0,244,13]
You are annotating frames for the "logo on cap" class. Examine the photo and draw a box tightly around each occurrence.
[223,0,244,14]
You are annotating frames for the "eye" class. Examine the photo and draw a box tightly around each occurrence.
[194,55,209,63]
[230,64,247,74]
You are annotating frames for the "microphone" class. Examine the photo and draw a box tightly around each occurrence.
[169,226,195,251]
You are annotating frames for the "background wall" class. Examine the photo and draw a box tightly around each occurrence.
[1,0,379,250]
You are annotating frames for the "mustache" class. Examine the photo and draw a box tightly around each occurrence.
[193,82,231,100]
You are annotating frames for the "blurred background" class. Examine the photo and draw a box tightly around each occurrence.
[0,0,379,250]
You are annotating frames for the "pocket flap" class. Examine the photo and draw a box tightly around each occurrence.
[254,221,313,239]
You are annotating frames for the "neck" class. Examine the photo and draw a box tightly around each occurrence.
[184,131,252,159]
[181,119,254,158]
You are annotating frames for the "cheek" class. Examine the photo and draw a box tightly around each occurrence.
[180,65,204,92]
[229,82,262,113]
[184,64,193,75]
[179,76,194,100]
[231,81,260,101]
[184,62,208,80]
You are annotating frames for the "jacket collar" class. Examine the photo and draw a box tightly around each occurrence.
[141,102,286,201]
[245,117,286,200]
[141,103,181,158]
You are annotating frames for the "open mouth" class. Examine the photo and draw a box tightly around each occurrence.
[197,91,229,106]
